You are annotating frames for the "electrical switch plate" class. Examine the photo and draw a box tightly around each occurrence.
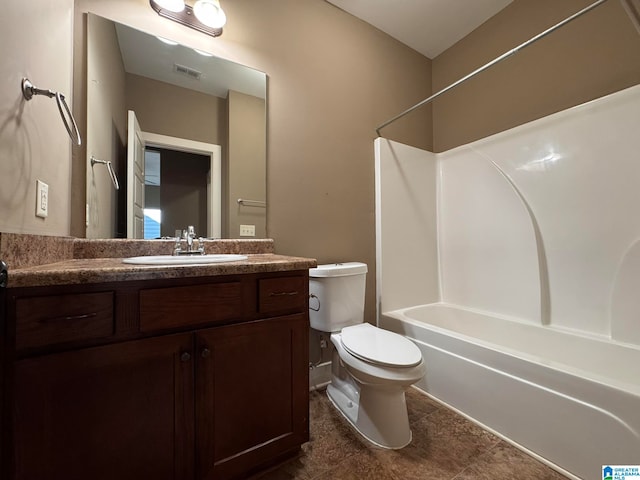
[36,180,49,218]
[239,224,255,237]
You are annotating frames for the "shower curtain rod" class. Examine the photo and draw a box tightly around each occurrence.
[375,0,630,137]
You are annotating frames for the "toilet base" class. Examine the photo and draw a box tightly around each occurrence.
[327,381,412,450]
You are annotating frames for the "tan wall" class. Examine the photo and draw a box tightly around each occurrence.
[72,9,88,237]
[5,0,638,325]
[126,75,226,238]
[86,14,127,238]
[227,90,266,239]
[125,74,226,146]
[0,0,74,236]
[74,0,433,322]
[432,0,640,152]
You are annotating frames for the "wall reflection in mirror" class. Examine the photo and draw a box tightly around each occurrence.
[85,14,266,239]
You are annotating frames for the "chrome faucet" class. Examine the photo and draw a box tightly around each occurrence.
[186,225,196,251]
[173,226,206,256]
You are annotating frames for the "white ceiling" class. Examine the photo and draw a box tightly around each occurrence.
[326,0,514,59]
[114,21,266,100]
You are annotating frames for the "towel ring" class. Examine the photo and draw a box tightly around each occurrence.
[21,78,82,146]
[90,156,120,190]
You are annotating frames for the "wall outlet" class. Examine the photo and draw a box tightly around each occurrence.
[239,224,255,237]
[36,180,49,218]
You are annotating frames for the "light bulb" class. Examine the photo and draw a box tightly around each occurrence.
[152,0,185,13]
[193,0,227,28]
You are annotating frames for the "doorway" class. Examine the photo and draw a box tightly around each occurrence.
[144,147,211,239]
[140,132,222,239]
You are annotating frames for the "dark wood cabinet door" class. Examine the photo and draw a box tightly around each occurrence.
[12,333,194,480]
[195,314,309,480]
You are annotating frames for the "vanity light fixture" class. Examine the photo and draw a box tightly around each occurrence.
[152,0,186,12]
[192,0,227,28]
[150,0,226,38]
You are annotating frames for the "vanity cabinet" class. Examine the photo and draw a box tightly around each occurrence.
[195,314,308,479]
[0,271,310,480]
[13,333,194,480]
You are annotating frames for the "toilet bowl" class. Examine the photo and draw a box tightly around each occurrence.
[327,323,426,448]
[309,263,426,449]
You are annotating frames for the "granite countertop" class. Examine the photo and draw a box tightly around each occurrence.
[0,234,317,288]
[6,254,318,288]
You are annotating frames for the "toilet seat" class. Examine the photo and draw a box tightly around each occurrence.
[340,323,422,367]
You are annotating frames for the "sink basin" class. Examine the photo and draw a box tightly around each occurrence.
[122,254,248,265]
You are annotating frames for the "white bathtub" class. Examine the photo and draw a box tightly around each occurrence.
[380,303,640,480]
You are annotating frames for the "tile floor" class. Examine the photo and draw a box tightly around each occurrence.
[254,387,570,480]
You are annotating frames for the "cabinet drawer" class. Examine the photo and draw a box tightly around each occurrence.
[140,282,243,332]
[258,276,307,314]
[15,292,114,350]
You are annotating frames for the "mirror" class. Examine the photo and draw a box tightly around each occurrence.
[85,14,266,239]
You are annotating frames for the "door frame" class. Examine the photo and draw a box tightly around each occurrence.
[127,110,146,239]
[142,132,222,239]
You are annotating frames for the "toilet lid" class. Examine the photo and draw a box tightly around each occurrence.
[340,323,422,367]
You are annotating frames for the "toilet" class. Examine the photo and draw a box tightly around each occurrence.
[309,262,426,449]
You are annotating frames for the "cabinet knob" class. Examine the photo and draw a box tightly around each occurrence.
[201,348,211,358]
[180,351,191,362]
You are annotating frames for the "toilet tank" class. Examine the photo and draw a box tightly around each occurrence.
[308,262,368,332]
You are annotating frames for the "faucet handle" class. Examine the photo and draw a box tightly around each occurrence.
[197,237,206,254]
[187,225,196,237]
[173,231,183,256]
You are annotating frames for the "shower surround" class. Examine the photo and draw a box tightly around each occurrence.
[375,84,640,480]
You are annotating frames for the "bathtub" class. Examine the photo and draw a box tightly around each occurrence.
[380,303,640,480]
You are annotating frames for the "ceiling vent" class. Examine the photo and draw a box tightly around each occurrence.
[174,63,202,80]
